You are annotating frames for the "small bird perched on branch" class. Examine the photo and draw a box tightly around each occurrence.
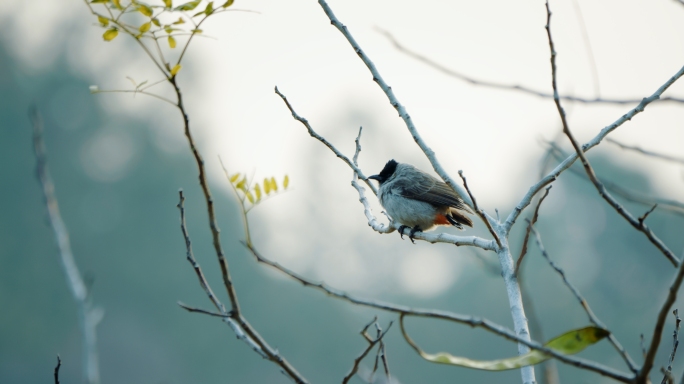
[368,159,473,243]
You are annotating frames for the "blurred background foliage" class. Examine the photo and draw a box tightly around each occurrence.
[2,1,684,384]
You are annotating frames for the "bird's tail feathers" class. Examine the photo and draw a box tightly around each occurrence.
[446,209,473,230]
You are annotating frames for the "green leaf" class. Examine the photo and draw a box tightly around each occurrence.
[139,22,151,33]
[401,320,609,371]
[151,18,161,27]
[204,1,213,15]
[138,4,153,17]
[229,173,240,183]
[163,0,172,8]
[283,175,289,189]
[90,0,109,3]
[172,17,185,24]
[97,15,109,26]
[103,28,119,41]
[168,36,176,48]
[254,183,262,202]
[164,25,173,34]
[170,64,182,76]
[174,0,200,11]
[112,0,122,9]
[246,191,254,204]
[191,28,203,34]
[221,0,234,8]
[271,177,278,192]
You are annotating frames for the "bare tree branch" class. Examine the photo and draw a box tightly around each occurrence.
[529,224,637,373]
[375,28,684,106]
[176,191,308,383]
[515,186,552,276]
[242,241,632,382]
[505,53,684,235]
[274,86,377,194]
[54,355,61,384]
[543,3,684,382]
[545,0,680,267]
[661,310,681,384]
[546,143,684,217]
[458,170,502,248]
[30,107,102,384]
[606,138,684,166]
[342,318,393,384]
[315,1,473,211]
[275,86,496,249]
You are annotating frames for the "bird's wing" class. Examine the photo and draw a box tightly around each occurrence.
[393,171,473,213]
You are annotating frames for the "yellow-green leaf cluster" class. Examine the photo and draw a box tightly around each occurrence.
[228,172,290,208]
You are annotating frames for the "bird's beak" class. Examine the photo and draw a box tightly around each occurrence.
[368,174,381,182]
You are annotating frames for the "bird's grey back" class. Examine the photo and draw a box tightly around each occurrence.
[383,163,471,211]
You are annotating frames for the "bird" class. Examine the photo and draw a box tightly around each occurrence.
[367,159,473,243]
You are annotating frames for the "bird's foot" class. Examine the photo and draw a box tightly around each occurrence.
[399,225,410,240]
[408,225,421,244]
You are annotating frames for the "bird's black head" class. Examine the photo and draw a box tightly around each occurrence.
[368,159,398,184]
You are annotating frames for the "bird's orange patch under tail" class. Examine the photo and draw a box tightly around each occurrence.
[434,214,450,225]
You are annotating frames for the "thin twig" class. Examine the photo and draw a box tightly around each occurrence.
[242,242,632,382]
[375,28,684,105]
[274,87,377,194]
[570,0,600,97]
[546,143,684,217]
[515,186,552,276]
[544,1,679,268]
[661,310,681,384]
[91,89,177,106]
[178,302,231,318]
[342,318,393,384]
[529,224,637,373]
[177,190,227,314]
[458,170,501,248]
[30,107,102,384]
[607,138,684,166]
[54,355,61,384]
